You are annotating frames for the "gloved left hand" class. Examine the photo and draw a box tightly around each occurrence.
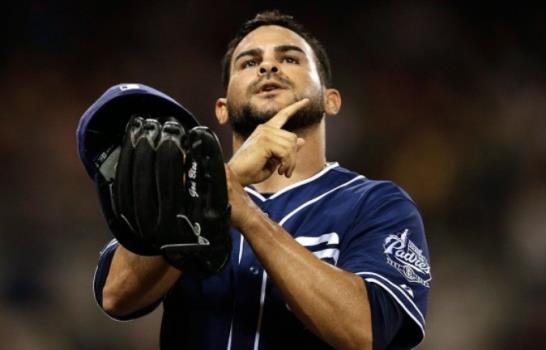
[77,84,231,278]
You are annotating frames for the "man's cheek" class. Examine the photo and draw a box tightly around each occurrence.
[228,89,246,107]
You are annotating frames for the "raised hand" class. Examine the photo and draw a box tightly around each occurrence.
[228,98,310,186]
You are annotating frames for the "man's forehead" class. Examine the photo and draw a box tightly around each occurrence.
[233,25,313,59]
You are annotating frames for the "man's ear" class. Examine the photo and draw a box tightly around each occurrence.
[215,98,229,125]
[324,88,341,116]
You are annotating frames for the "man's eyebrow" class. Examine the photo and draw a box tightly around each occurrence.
[234,48,263,62]
[275,45,305,54]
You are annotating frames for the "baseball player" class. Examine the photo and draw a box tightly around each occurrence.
[88,10,431,350]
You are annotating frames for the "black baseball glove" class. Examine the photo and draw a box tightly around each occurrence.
[77,84,230,278]
[108,115,231,277]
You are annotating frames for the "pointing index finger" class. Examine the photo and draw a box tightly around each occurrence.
[265,98,310,129]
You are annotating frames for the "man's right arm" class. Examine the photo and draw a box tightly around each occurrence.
[100,243,181,318]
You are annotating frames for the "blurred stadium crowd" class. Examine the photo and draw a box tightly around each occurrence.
[0,1,544,349]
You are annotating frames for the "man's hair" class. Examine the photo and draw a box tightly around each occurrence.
[221,10,332,88]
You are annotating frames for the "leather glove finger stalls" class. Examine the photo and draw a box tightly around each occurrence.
[155,120,186,244]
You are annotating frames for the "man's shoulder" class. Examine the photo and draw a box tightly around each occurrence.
[329,165,414,205]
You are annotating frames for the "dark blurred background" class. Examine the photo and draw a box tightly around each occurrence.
[1,1,545,349]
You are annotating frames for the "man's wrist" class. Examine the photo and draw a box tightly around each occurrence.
[227,162,246,186]
[236,206,268,234]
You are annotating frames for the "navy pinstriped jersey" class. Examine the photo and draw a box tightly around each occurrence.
[94,162,431,349]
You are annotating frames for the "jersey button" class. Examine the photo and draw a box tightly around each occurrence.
[249,266,260,275]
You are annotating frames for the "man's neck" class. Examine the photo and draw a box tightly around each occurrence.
[232,120,327,194]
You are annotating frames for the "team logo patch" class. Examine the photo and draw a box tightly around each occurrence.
[383,229,431,288]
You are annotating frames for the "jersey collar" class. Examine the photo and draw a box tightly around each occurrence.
[244,162,339,202]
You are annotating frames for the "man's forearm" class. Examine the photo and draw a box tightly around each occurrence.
[102,245,181,317]
[239,212,373,350]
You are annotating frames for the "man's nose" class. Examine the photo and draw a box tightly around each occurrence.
[259,61,279,75]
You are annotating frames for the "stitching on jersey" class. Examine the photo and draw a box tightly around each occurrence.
[227,234,247,350]
[253,271,268,350]
[252,174,365,349]
[279,175,365,226]
[364,278,426,341]
[238,234,245,264]
[356,271,425,324]
[296,233,340,265]
[295,232,339,246]
[243,162,340,202]
[268,162,340,199]
[244,187,267,201]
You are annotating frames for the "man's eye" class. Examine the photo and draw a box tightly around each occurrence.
[241,60,257,69]
[282,57,298,64]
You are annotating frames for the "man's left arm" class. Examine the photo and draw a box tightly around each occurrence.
[226,167,373,350]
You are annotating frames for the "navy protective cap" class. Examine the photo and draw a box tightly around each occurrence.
[77,83,199,179]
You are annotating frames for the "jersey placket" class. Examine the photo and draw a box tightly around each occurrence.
[228,199,271,350]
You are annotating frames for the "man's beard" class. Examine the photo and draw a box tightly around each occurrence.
[227,94,325,139]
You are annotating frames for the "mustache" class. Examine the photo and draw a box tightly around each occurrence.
[248,75,295,94]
